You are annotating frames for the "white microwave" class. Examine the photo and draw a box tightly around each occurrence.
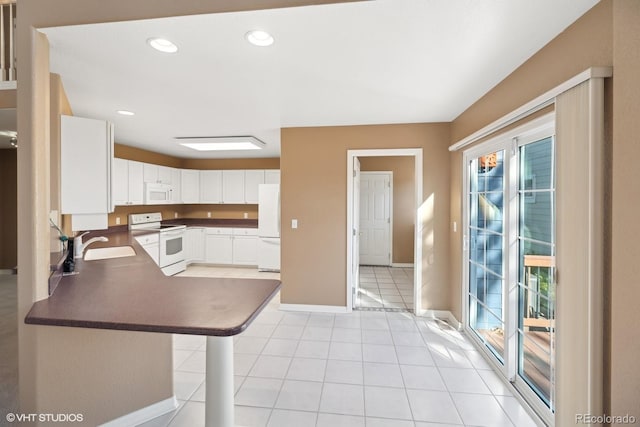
[145,183,173,204]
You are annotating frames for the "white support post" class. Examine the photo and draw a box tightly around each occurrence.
[205,336,234,427]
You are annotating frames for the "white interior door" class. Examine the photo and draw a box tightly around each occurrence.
[352,158,361,301]
[359,172,391,266]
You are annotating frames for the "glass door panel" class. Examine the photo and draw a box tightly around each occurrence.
[517,136,555,410]
[468,150,506,362]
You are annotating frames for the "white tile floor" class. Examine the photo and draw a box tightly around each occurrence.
[357,266,414,311]
[139,266,539,427]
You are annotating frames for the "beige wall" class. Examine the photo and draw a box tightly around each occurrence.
[611,0,640,420]
[280,123,450,307]
[360,156,415,264]
[18,0,352,424]
[0,148,16,268]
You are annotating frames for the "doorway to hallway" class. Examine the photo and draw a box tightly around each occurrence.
[346,148,422,314]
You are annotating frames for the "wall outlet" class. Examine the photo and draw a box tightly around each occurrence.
[174,212,178,219]
[207,212,212,218]
[453,221,457,232]
[115,217,121,225]
[291,219,298,229]
[243,212,249,219]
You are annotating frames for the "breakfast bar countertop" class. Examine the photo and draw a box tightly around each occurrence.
[26,229,280,336]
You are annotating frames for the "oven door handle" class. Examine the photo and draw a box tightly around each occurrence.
[161,230,185,238]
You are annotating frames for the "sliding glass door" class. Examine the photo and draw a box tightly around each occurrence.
[517,136,555,411]
[464,117,555,422]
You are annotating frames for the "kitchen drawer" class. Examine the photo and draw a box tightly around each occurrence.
[232,228,258,236]
[135,233,159,245]
[205,227,233,235]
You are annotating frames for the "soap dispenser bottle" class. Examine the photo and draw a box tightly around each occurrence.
[63,239,75,273]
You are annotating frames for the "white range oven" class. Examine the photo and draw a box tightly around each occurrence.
[129,212,186,276]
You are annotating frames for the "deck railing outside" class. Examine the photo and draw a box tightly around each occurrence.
[0,1,15,82]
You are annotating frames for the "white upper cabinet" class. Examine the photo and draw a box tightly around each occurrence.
[112,159,280,206]
[143,163,158,183]
[171,168,182,203]
[112,158,129,206]
[143,163,172,184]
[244,170,265,204]
[113,158,144,206]
[158,166,172,184]
[201,170,223,203]
[61,115,114,214]
[181,169,200,204]
[222,170,245,204]
[265,169,281,184]
[128,161,144,205]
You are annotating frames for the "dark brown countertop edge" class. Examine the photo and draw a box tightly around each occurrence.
[162,218,258,228]
[26,282,280,337]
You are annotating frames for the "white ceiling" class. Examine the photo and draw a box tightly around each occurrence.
[42,0,598,159]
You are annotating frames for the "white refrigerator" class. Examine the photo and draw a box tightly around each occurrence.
[258,184,280,271]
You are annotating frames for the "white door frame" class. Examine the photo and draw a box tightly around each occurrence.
[347,148,423,314]
[360,171,393,267]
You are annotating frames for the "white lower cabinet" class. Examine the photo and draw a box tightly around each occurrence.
[231,228,258,265]
[185,227,205,263]
[192,227,258,266]
[205,228,233,264]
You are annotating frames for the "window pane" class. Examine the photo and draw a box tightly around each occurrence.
[520,192,554,243]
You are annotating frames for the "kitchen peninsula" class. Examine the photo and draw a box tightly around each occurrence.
[25,228,280,427]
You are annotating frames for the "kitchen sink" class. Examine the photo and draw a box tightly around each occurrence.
[84,246,136,261]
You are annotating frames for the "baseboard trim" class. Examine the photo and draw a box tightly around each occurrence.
[99,396,178,427]
[279,303,349,314]
[390,263,414,268]
[418,309,462,330]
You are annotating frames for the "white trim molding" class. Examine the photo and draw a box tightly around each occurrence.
[391,263,414,268]
[449,67,612,152]
[279,303,349,314]
[418,309,462,330]
[346,148,423,315]
[99,396,178,427]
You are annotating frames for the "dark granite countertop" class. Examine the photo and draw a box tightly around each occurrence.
[27,229,280,336]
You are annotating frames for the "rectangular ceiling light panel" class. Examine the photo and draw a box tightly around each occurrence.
[177,136,266,151]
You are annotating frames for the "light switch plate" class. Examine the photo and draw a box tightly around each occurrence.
[291,219,298,229]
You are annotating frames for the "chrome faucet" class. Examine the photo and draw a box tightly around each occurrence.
[74,232,109,258]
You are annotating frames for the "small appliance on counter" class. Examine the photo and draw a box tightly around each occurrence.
[129,212,186,276]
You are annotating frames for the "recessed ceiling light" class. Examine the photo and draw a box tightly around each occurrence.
[245,30,274,47]
[147,37,178,53]
[177,136,266,151]
[117,110,135,116]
